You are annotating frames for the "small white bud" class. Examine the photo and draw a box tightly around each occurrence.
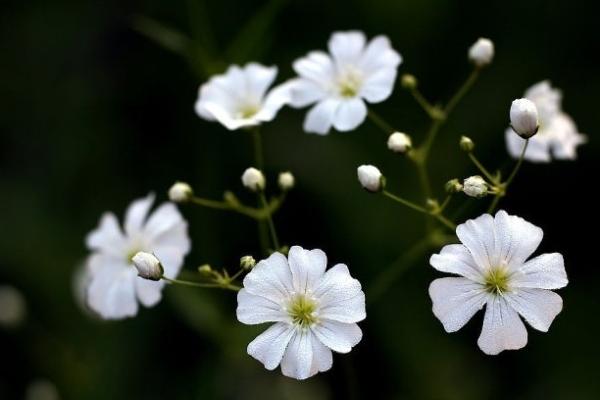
[387,132,412,153]
[0,286,26,328]
[357,165,384,192]
[468,38,494,67]
[241,167,265,192]
[463,175,488,198]
[132,252,163,281]
[510,98,539,139]
[445,178,463,194]
[240,255,256,270]
[459,136,475,152]
[168,181,193,203]
[278,171,295,191]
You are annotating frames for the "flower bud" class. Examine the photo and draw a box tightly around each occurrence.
[445,178,463,194]
[132,252,163,281]
[401,74,417,89]
[0,286,26,328]
[240,255,256,270]
[357,165,384,192]
[198,264,213,275]
[463,176,488,198]
[460,136,475,152]
[468,38,494,67]
[278,171,295,191]
[510,98,539,139]
[168,181,193,203]
[387,132,412,153]
[241,167,266,192]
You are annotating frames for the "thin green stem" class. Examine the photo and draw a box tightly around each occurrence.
[252,126,264,170]
[504,139,529,187]
[439,194,453,212]
[444,68,480,116]
[162,276,241,291]
[468,153,498,184]
[487,194,502,214]
[410,88,437,119]
[420,119,443,162]
[433,213,457,230]
[382,190,428,214]
[367,109,395,134]
[190,197,231,210]
[259,191,280,251]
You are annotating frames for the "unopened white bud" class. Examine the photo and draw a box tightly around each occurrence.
[468,38,494,67]
[168,181,193,202]
[387,132,412,153]
[463,176,488,198]
[459,136,475,152]
[132,252,163,281]
[278,171,295,191]
[241,167,265,191]
[357,165,384,192]
[0,286,26,328]
[240,255,256,270]
[510,98,539,139]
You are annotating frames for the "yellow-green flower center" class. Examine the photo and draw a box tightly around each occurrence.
[337,68,362,98]
[484,266,511,295]
[237,104,260,119]
[287,294,318,327]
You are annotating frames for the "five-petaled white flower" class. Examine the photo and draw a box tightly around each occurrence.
[237,246,366,380]
[429,210,568,355]
[85,194,190,320]
[195,63,291,130]
[505,81,586,162]
[286,30,402,134]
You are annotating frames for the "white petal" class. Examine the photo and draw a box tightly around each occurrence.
[332,98,367,132]
[254,82,292,122]
[493,210,543,270]
[247,322,295,370]
[85,212,126,256]
[547,113,587,160]
[312,320,362,353]
[505,289,563,332]
[360,68,398,103]
[243,63,278,99]
[310,337,333,375]
[511,253,568,289]
[328,31,366,65]
[358,35,402,73]
[477,296,528,355]
[152,244,187,278]
[292,51,335,86]
[124,194,155,237]
[303,98,340,135]
[236,289,288,325]
[314,264,365,324]
[456,213,497,270]
[242,252,293,303]
[135,278,164,307]
[505,128,551,163]
[200,101,259,130]
[429,277,488,332]
[288,246,327,293]
[281,330,314,380]
[286,78,326,108]
[429,244,485,283]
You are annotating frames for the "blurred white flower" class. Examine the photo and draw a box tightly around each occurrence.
[237,246,366,380]
[286,30,402,134]
[357,165,383,192]
[168,182,193,203]
[510,98,539,138]
[195,63,291,130]
[84,194,190,320]
[468,38,494,67]
[462,175,488,198]
[278,171,295,191]
[0,285,26,328]
[241,167,266,191]
[429,210,568,355]
[387,132,412,153]
[25,379,60,400]
[505,81,587,162]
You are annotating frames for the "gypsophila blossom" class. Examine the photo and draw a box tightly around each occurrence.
[237,246,366,380]
[357,165,383,192]
[429,210,567,355]
[462,175,488,198]
[387,132,412,153]
[242,167,266,191]
[286,30,402,134]
[168,182,193,203]
[510,98,539,139]
[505,81,587,162]
[132,252,163,281]
[468,38,494,67]
[278,171,295,191]
[195,63,290,130]
[84,194,190,319]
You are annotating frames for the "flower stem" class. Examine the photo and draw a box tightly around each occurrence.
[444,67,480,116]
[468,152,498,184]
[367,109,395,135]
[162,276,241,291]
[487,139,529,213]
[190,197,231,210]
[382,190,428,214]
[409,88,437,119]
[259,191,280,251]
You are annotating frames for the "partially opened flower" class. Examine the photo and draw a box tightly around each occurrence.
[84,194,190,319]
[505,81,586,162]
[287,30,402,134]
[429,210,568,355]
[195,63,291,130]
[237,246,366,380]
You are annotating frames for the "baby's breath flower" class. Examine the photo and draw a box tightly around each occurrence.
[387,132,412,153]
[278,171,295,191]
[445,179,463,194]
[357,165,384,192]
[240,255,256,270]
[242,167,266,192]
[510,98,539,139]
[468,38,494,67]
[429,210,567,355]
[463,176,488,198]
[168,182,193,203]
[132,252,163,281]
[459,135,475,152]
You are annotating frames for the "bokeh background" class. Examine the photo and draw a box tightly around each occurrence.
[1,0,599,398]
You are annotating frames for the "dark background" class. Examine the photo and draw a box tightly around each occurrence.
[1,0,599,398]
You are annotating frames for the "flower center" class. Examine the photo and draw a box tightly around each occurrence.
[337,67,363,98]
[484,265,511,295]
[287,293,318,328]
[236,103,260,119]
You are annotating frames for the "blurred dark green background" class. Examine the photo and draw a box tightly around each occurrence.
[1,0,599,398]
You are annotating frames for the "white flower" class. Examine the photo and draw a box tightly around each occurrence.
[387,132,412,153]
[84,194,190,320]
[510,98,539,138]
[286,30,402,134]
[357,165,383,192]
[462,175,488,198]
[505,81,587,162]
[237,246,366,380]
[241,167,265,191]
[168,182,193,203]
[194,63,291,130]
[132,252,163,281]
[429,210,568,355]
[0,285,26,328]
[468,38,494,67]
[278,171,295,191]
